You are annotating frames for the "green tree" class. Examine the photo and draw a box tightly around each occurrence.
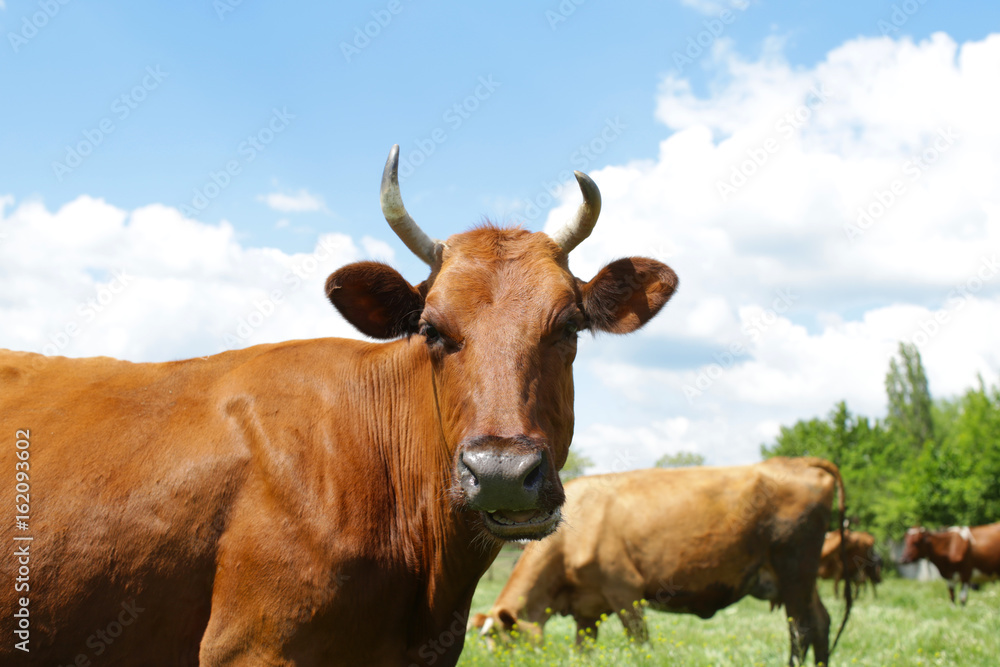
[760,344,999,545]
[655,451,705,468]
[906,376,1000,527]
[763,402,897,537]
[761,416,833,459]
[885,342,935,450]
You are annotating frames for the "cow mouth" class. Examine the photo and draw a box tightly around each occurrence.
[482,508,561,540]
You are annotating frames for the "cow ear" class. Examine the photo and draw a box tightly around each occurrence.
[581,257,678,334]
[948,534,970,563]
[326,262,424,339]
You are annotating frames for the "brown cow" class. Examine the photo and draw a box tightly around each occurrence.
[818,530,882,598]
[0,146,678,666]
[473,457,851,666]
[899,523,1000,605]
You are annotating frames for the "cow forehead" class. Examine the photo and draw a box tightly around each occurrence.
[441,226,564,263]
[428,227,578,314]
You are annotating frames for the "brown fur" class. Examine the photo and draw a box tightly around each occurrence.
[0,226,677,665]
[474,457,848,666]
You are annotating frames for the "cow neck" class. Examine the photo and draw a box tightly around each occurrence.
[360,337,499,612]
[926,531,957,557]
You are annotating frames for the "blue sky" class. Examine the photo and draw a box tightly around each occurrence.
[3,1,999,469]
[4,0,996,253]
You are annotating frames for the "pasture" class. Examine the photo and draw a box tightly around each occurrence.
[461,562,1000,666]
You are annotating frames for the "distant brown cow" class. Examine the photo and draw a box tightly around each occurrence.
[473,457,851,666]
[900,523,1000,605]
[818,530,882,598]
[0,146,679,665]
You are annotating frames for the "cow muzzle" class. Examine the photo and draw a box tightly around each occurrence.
[455,436,563,541]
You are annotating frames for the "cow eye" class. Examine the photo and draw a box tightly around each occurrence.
[560,319,583,342]
[420,323,440,343]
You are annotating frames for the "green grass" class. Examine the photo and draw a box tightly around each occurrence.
[460,570,1000,666]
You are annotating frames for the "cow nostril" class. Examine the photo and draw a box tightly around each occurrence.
[459,453,480,487]
[523,461,542,490]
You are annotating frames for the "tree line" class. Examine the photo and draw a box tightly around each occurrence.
[761,343,1000,545]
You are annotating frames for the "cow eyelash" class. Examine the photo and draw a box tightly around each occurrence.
[419,323,441,343]
[554,317,584,343]
[419,321,462,352]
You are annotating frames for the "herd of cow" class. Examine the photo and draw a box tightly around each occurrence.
[471,458,853,665]
[1,147,998,666]
[469,465,999,664]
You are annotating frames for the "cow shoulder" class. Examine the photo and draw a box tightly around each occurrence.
[561,476,619,582]
[947,532,971,564]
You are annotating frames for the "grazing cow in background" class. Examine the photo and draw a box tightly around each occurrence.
[473,457,851,666]
[0,146,679,666]
[818,530,882,598]
[900,523,1000,605]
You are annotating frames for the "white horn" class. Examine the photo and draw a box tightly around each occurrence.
[551,171,602,254]
[380,145,441,265]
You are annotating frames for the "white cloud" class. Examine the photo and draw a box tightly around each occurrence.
[546,32,1000,468]
[257,188,326,213]
[574,417,712,472]
[679,0,749,15]
[0,196,368,362]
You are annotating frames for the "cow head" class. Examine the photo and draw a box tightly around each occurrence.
[899,527,928,564]
[327,146,678,541]
[469,609,542,648]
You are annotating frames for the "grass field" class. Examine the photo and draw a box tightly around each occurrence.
[459,567,999,666]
